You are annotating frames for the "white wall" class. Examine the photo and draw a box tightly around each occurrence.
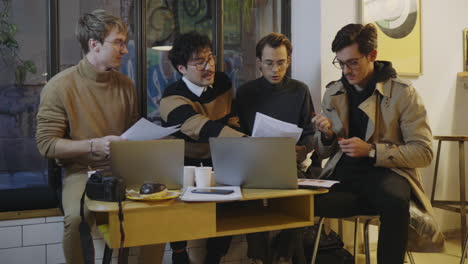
[320,0,359,98]
[293,0,468,231]
[291,0,322,111]
[411,0,468,230]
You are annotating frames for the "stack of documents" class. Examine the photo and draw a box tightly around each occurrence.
[180,186,242,202]
[252,112,303,143]
[298,179,340,189]
[121,118,180,140]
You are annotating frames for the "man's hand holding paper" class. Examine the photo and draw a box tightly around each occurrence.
[252,112,303,143]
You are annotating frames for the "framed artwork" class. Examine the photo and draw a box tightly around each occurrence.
[361,0,422,76]
[464,28,468,72]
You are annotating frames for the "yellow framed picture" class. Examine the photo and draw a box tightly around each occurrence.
[361,0,422,76]
[464,29,468,72]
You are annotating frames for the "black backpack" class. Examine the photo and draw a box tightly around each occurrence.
[303,226,354,264]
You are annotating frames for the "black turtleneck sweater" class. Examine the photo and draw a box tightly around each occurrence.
[236,76,315,150]
[333,61,397,181]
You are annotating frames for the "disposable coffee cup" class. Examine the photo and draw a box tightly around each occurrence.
[183,166,196,187]
[195,166,213,187]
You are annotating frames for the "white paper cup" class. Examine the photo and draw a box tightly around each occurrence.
[195,166,213,187]
[183,166,196,187]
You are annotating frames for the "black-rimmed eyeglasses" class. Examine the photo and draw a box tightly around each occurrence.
[332,56,365,70]
[188,54,216,71]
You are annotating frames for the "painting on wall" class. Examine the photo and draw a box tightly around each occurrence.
[361,0,421,76]
[464,28,468,72]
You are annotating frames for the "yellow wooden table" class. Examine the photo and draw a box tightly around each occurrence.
[87,188,327,249]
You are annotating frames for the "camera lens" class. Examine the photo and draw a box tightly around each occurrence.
[90,173,102,182]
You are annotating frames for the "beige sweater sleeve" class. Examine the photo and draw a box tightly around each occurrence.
[36,82,68,158]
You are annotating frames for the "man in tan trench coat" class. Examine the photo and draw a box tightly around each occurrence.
[313,23,437,264]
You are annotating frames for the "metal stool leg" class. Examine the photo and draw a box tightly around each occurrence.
[459,141,467,253]
[102,244,113,264]
[364,219,371,264]
[430,140,442,203]
[311,217,325,264]
[407,251,416,264]
[461,231,468,264]
[354,218,359,264]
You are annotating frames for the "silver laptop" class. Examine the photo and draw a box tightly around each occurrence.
[209,137,298,189]
[110,139,184,189]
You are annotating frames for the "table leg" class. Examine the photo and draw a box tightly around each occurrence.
[459,141,466,252]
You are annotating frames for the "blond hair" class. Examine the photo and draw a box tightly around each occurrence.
[75,9,127,54]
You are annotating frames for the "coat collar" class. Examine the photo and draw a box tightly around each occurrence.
[327,79,393,141]
[327,79,391,98]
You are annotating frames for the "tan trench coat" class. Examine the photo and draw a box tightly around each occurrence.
[315,77,444,251]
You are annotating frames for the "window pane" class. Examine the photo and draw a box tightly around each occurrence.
[120,0,137,85]
[224,0,283,90]
[145,0,214,124]
[75,1,136,81]
[0,0,48,191]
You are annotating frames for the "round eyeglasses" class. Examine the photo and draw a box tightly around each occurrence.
[104,39,128,49]
[188,54,216,71]
[332,56,365,70]
[261,59,289,71]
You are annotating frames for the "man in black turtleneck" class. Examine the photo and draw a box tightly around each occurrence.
[313,24,434,264]
[236,33,315,264]
[236,33,315,172]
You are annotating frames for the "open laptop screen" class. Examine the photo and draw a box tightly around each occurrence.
[110,139,184,189]
[209,137,298,189]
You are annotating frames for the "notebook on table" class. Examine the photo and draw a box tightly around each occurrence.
[209,137,298,189]
[110,139,184,189]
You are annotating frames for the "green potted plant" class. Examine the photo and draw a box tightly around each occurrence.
[0,0,36,86]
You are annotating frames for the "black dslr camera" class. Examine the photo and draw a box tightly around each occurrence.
[86,172,126,202]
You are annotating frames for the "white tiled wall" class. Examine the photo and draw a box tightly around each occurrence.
[0,216,249,264]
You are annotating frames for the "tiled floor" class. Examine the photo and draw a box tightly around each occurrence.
[356,238,465,264]
[410,239,464,264]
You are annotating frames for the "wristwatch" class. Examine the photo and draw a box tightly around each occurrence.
[368,143,376,158]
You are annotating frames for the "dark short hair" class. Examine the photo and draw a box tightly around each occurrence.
[332,23,377,55]
[256,32,292,59]
[168,31,212,72]
[75,9,127,54]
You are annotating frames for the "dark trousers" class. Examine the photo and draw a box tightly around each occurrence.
[314,167,411,264]
[247,229,305,264]
[170,236,232,264]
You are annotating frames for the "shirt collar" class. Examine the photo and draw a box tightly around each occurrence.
[182,76,208,97]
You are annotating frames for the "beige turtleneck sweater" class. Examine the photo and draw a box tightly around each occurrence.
[36,57,139,176]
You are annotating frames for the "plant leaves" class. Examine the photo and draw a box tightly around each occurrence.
[7,23,17,34]
[24,60,37,73]
[5,37,17,48]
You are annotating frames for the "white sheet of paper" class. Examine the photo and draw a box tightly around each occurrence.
[180,186,242,202]
[297,179,340,188]
[252,112,303,143]
[121,118,180,141]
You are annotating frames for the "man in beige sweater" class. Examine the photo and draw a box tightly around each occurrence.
[36,9,162,264]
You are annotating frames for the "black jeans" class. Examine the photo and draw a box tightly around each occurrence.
[170,236,232,264]
[314,167,411,264]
